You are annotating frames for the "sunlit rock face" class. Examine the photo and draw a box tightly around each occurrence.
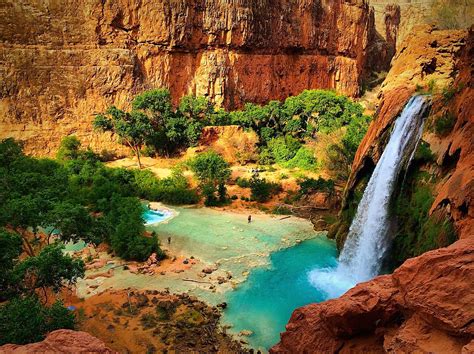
[0,329,113,353]
[0,0,381,156]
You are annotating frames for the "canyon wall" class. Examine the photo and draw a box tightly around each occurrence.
[0,0,380,156]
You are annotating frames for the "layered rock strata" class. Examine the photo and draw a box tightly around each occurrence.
[0,0,380,155]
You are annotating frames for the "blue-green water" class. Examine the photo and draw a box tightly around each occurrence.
[222,237,338,350]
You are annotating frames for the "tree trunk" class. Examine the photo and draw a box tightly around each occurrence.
[136,147,142,169]
[18,232,35,256]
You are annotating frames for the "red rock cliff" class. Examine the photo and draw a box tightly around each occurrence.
[0,0,379,155]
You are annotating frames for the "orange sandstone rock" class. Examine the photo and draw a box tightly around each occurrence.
[0,0,384,156]
[0,329,114,353]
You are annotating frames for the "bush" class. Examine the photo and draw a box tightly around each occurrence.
[56,136,81,161]
[267,136,301,163]
[107,197,163,261]
[249,176,281,203]
[391,169,457,267]
[133,169,199,205]
[297,177,335,198]
[189,151,231,206]
[235,177,251,188]
[414,141,436,163]
[283,147,317,170]
[0,296,75,345]
[434,111,456,136]
[230,195,238,200]
[326,113,371,182]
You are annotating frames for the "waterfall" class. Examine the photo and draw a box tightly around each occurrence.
[309,95,430,298]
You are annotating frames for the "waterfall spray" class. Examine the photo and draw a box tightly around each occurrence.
[309,95,430,298]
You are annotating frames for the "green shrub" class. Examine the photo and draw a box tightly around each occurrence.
[107,197,164,261]
[427,79,437,94]
[133,168,199,205]
[0,296,75,345]
[414,141,436,163]
[391,169,457,267]
[249,176,281,203]
[297,177,335,198]
[230,195,238,200]
[267,136,301,163]
[235,177,251,188]
[283,147,317,170]
[189,151,231,206]
[434,111,456,136]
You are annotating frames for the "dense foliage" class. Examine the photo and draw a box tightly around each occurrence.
[296,177,335,198]
[188,151,231,206]
[391,168,457,267]
[93,89,369,179]
[249,176,282,203]
[0,138,170,261]
[0,137,188,344]
[0,229,83,345]
[94,90,215,164]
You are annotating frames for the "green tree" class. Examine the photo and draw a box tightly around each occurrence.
[107,197,163,261]
[94,107,153,168]
[178,95,214,122]
[43,202,94,244]
[0,230,22,300]
[266,136,301,164]
[56,136,81,161]
[0,296,75,345]
[189,151,231,205]
[14,243,85,298]
[249,176,281,203]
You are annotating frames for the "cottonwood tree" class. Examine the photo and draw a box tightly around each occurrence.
[94,107,153,168]
[189,151,231,206]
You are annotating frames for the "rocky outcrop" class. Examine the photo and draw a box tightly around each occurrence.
[0,0,382,156]
[369,0,473,48]
[0,329,114,353]
[271,238,474,353]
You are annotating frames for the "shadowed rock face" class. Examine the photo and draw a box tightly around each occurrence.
[0,329,114,353]
[0,0,382,155]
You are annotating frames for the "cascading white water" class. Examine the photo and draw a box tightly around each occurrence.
[309,95,430,298]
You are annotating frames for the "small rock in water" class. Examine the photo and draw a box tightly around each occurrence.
[296,239,302,244]
[240,329,253,337]
[202,267,216,274]
[217,302,227,309]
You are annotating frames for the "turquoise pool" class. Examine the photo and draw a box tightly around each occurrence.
[222,237,338,350]
[143,208,174,225]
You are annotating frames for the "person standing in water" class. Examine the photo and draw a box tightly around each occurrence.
[248,215,252,223]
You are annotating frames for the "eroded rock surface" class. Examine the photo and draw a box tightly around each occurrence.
[0,329,114,353]
[0,0,382,155]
